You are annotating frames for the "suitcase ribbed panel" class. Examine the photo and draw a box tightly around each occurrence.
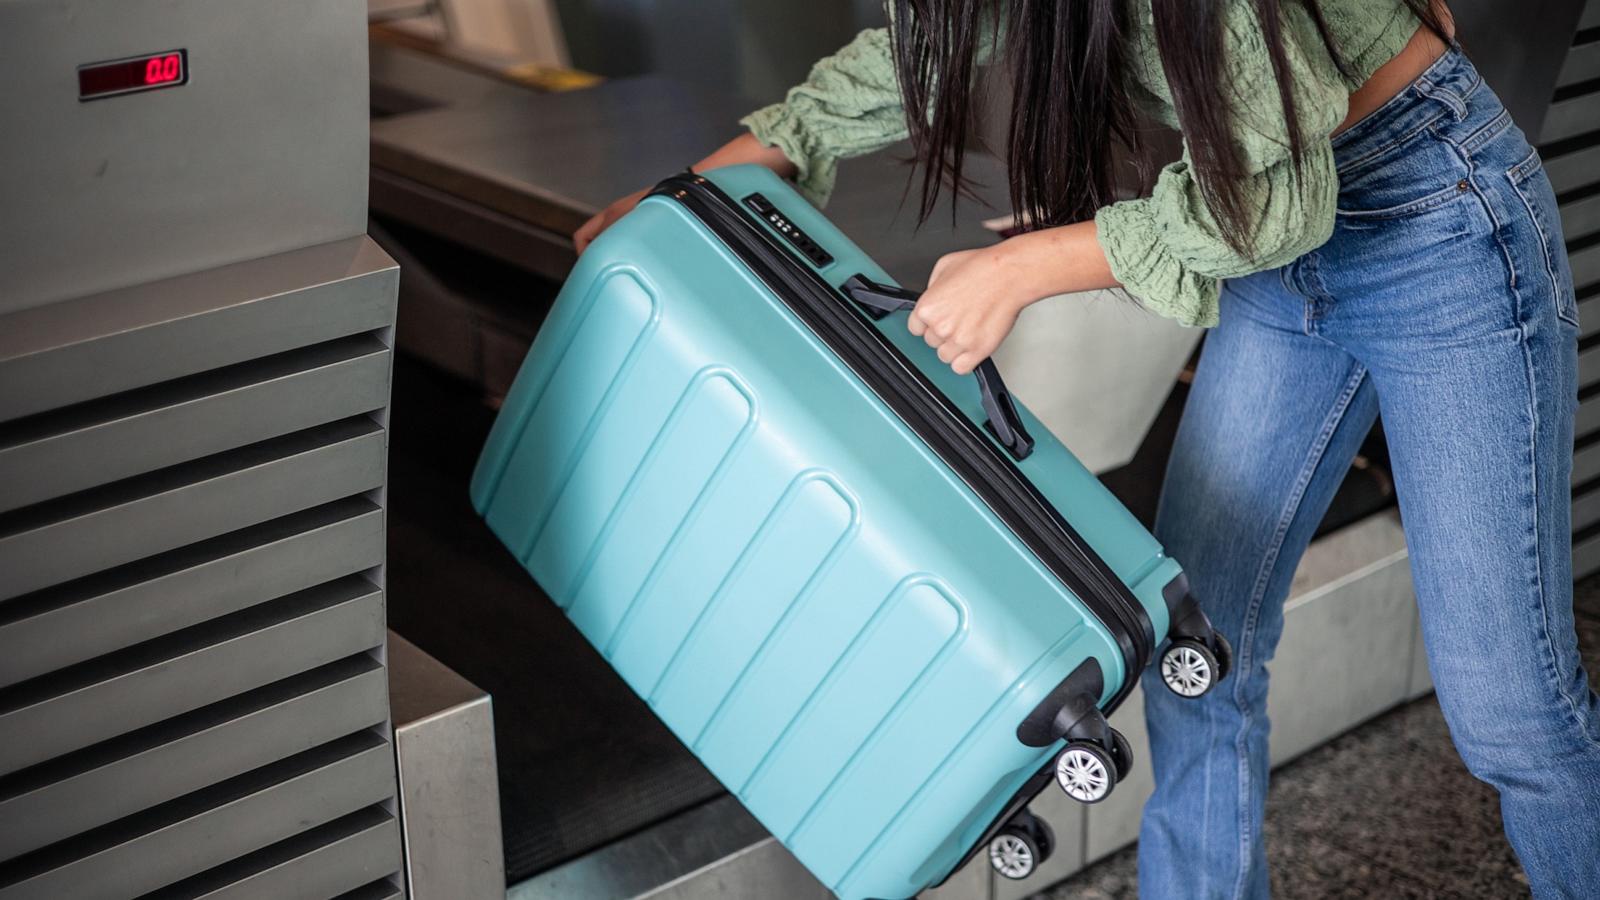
[0,235,402,896]
[135,807,401,900]
[474,170,1153,898]
[1549,2,1600,579]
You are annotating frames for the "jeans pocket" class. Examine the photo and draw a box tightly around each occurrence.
[1506,148,1578,328]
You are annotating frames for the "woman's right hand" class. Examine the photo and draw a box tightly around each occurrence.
[573,187,650,255]
[572,133,800,255]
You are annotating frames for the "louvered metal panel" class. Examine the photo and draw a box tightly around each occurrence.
[0,656,388,860]
[0,733,394,900]
[1552,1,1600,581]
[0,1,404,895]
[138,807,403,900]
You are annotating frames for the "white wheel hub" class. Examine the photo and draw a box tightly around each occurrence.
[1055,746,1111,802]
[1162,644,1213,698]
[988,833,1035,879]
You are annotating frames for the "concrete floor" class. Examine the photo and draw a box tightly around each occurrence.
[1040,576,1600,899]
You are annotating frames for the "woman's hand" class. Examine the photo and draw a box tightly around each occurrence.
[909,245,1036,376]
[573,133,800,254]
[910,222,1123,374]
[574,188,649,255]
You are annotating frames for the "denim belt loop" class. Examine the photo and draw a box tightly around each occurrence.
[1414,75,1469,121]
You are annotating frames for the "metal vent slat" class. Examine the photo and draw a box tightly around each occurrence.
[1563,190,1600,244]
[0,498,384,688]
[0,418,385,601]
[1560,40,1600,88]
[0,655,387,860]
[1546,141,1600,194]
[136,807,401,900]
[1572,241,1600,290]
[0,577,384,777]
[0,335,391,513]
[1574,482,1600,532]
[0,733,394,900]
[0,238,398,423]
[333,879,406,900]
[1543,88,1600,146]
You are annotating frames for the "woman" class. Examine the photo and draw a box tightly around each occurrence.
[576,0,1600,895]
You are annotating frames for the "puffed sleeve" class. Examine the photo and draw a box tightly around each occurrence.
[1094,4,1352,327]
[739,27,909,206]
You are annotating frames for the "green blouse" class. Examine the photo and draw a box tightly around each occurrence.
[740,1,1420,326]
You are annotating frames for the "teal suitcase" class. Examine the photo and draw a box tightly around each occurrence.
[470,165,1230,899]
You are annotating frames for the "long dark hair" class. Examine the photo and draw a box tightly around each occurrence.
[890,0,1447,255]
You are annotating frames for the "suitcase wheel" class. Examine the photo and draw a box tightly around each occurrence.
[1054,739,1119,804]
[1160,638,1223,698]
[987,809,1054,880]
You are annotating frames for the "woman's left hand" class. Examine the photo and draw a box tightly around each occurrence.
[909,244,1037,376]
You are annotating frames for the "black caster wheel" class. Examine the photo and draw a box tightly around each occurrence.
[988,820,1045,880]
[1054,739,1117,803]
[1108,727,1134,782]
[1160,638,1220,698]
[1212,630,1234,683]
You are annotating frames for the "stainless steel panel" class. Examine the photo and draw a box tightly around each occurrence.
[1543,89,1600,145]
[1575,482,1600,531]
[0,0,369,313]
[1546,142,1600,194]
[141,807,402,900]
[0,336,391,512]
[1559,39,1600,88]
[1581,294,1600,340]
[1575,528,1600,579]
[0,417,385,601]
[1578,395,1600,438]
[510,796,770,900]
[635,839,831,900]
[334,879,405,900]
[1563,191,1600,245]
[0,733,394,900]
[0,498,384,688]
[0,237,398,423]
[1586,0,1600,30]
[0,655,387,860]
[1581,342,1600,390]
[1574,439,1600,486]
[388,634,504,900]
[1574,240,1600,290]
[0,576,384,777]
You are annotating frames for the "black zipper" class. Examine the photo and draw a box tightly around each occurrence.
[651,174,1155,704]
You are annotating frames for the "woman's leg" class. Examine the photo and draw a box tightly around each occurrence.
[1310,59,1600,895]
[1138,270,1380,900]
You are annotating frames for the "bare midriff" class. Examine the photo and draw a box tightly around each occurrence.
[1335,14,1454,136]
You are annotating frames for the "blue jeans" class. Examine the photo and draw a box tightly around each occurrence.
[1138,48,1600,899]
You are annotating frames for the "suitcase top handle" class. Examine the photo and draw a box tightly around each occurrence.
[842,274,1036,461]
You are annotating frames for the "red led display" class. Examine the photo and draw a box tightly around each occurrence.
[78,50,187,101]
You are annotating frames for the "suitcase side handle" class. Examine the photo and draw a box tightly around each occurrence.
[842,274,1036,461]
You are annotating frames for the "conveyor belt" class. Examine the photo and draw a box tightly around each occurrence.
[383,356,725,881]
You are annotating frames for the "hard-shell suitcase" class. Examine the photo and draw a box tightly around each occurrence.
[470,165,1229,899]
